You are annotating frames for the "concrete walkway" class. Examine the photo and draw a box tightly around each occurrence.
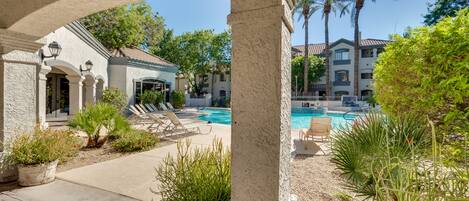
[0,180,138,201]
[57,121,230,201]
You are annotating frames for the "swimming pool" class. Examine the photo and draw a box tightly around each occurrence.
[198,108,357,129]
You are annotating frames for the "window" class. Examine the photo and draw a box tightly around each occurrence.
[377,48,384,56]
[219,73,226,82]
[361,90,373,97]
[361,73,373,79]
[335,70,349,81]
[335,49,350,60]
[135,79,166,103]
[361,49,373,58]
[335,91,349,96]
[219,90,226,97]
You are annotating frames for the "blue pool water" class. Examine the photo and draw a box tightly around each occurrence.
[198,108,357,129]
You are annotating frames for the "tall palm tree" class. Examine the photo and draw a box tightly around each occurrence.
[319,0,348,99]
[294,0,320,96]
[344,0,375,97]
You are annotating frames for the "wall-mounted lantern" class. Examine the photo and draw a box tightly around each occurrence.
[80,60,93,75]
[39,41,62,60]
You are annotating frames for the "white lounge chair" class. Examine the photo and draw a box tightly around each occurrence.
[159,103,169,111]
[163,112,211,136]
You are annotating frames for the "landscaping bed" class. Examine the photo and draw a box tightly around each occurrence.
[291,155,357,201]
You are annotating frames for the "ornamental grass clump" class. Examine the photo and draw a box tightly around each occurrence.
[11,128,80,165]
[332,113,469,200]
[155,139,231,201]
[69,103,130,148]
[110,129,158,152]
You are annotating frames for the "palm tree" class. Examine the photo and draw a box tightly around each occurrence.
[344,0,375,97]
[318,0,348,99]
[294,0,320,96]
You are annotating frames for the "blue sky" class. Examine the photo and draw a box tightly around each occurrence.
[148,0,432,45]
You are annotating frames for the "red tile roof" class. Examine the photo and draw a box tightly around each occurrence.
[293,38,390,56]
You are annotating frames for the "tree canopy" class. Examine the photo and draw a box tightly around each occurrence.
[375,9,468,133]
[80,1,165,49]
[291,55,326,94]
[423,0,469,26]
[151,30,231,95]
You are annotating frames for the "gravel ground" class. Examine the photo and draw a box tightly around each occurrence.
[291,155,358,201]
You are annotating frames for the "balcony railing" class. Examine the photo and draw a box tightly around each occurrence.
[333,80,351,86]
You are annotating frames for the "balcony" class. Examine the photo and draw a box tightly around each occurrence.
[333,59,351,65]
[333,80,351,86]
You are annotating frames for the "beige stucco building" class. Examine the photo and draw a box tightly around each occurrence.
[293,38,390,99]
[37,22,178,126]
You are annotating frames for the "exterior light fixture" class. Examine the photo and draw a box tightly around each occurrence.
[81,60,93,74]
[40,41,62,60]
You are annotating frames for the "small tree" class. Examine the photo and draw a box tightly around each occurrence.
[170,91,185,109]
[101,87,127,112]
[291,55,326,94]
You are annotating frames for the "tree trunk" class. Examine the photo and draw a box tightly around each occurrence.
[354,8,361,97]
[324,11,331,100]
[303,13,310,96]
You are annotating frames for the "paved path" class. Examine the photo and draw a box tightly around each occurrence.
[0,180,137,201]
[57,121,230,201]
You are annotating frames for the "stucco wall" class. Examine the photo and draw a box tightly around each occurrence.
[40,27,108,85]
[0,50,38,149]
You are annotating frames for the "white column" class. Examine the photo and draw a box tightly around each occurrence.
[229,0,295,200]
[66,75,84,115]
[0,29,43,151]
[84,79,97,106]
[37,65,51,128]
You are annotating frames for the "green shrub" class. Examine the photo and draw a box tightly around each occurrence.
[101,87,127,112]
[170,90,185,109]
[69,103,130,148]
[140,90,164,105]
[332,113,469,200]
[155,139,231,201]
[111,129,158,152]
[11,128,80,165]
[374,9,468,133]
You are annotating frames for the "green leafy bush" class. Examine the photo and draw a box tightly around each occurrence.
[170,90,185,109]
[332,113,468,200]
[101,87,128,112]
[155,139,231,201]
[11,129,80,165]
[69,103,130,148]
[374,9,468,132]
[111,129,158,152]
[140,90,164,105]
[291,55,326,92]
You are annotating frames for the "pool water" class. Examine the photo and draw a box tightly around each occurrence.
[198,108,356,129]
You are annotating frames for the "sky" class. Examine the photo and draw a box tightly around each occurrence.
[148,0,432,45]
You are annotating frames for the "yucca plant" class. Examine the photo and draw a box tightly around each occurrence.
[69,103,130,148]
[155,139,231,201]
[332,113,430,199]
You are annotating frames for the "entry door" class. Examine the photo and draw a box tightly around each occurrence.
[46,74,69,119]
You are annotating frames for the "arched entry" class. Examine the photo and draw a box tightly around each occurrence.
[43,59,83,120]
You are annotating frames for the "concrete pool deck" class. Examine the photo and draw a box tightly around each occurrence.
[1,113,330,201]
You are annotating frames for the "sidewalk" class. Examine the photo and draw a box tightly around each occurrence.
[57,122,230,201]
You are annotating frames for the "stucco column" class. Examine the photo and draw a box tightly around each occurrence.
[228,0,295,201]
[66,75,84,115]
[37,65,51,128]
[84,79,97,106]
[0,29,43,150]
